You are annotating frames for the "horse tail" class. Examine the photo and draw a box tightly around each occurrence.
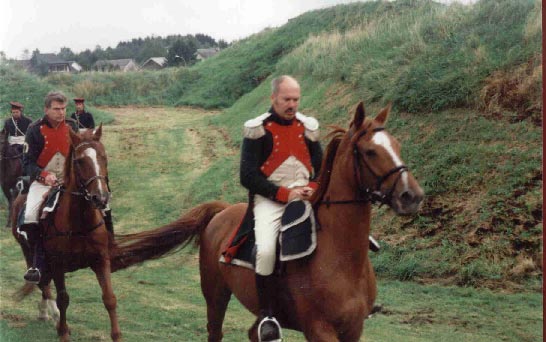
[14,283,35,301]
[110,200,229,272]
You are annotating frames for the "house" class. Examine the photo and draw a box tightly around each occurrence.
[141,57,168,70]
[36,53,82,73]
[94,59,139,72]
[195,48,220,61]
[67,61,83,73]
[15,54,82,73]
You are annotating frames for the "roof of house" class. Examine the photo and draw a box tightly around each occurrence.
[37,53,68,65]
[141,57,167,67]
[94,59,135,67]
[195,48,220,59]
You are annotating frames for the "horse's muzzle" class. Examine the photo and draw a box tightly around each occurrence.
[90,192,110,210]
[392,187,424,215]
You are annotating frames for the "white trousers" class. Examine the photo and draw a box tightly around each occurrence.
[24,181,51,224]
[253,194,287,276]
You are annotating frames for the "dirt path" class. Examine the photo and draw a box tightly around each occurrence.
[100,105,236,172]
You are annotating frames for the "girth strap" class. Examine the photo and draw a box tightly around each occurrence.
[45,219,105,241]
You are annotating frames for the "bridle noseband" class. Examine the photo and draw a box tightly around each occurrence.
[321,127,408,207]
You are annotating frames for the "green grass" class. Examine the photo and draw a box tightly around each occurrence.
[0,65,114,125]
[0,107,540,342]
[1,1,542,285]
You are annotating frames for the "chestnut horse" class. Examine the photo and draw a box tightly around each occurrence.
[12,125,121,342]
[109,102,424,341]
[1,129,24,227]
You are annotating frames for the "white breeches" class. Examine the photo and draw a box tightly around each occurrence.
[254,158,312,275]
[24,182,51,224]
[253,194,287,276]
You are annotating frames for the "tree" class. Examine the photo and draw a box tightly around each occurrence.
[30,49,48,76]
[21,49,31,60]
[218,39,229,49]
[195,33,216,48]
[58,47,75,61]
[167,36,198,67]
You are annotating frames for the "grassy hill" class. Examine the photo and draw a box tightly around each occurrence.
[194,0,544,290]
[1,0,542,289]
[0,66,114,124]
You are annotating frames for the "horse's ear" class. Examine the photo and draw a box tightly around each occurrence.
[93,123,103,141]
[375,103,392,125]
[352,101,366,128]
[69,128,80,146]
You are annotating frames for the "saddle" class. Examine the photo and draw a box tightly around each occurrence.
[16,184,63,238]
[220,200,317,270]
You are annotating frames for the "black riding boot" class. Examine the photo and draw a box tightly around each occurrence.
[103,210,114,234]
[255,274,282,342]
[22,224,44,284]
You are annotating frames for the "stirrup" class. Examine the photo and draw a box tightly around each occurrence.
[24,267,41,284]
[258,316,282,342]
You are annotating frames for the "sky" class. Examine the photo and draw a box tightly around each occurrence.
[0,0,476,60]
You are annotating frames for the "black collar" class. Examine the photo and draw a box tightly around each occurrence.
[268,107,294,126]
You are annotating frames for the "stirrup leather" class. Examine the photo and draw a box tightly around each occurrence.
[258,316,282,342]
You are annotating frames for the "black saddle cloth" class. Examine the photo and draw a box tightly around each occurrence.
[221,200,317,269]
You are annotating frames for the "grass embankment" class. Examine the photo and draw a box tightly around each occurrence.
[0,107,541,342]
[0,65,114,125]
[204,0,543,289]
[44,0,541,117]
[6,0,543,288]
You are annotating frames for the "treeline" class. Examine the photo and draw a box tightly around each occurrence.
[30,33,229,70]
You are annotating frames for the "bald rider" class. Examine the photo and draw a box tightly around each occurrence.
[240,75,323,342]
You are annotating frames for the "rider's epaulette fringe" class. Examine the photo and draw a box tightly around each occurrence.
[295,112,320,142]
[243,112,271,140]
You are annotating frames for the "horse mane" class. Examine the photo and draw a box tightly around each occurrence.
[311,126,346,206]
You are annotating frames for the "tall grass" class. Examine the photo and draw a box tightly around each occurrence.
[278,0,540,113]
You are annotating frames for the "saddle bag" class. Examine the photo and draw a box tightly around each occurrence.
[279,200,317,262]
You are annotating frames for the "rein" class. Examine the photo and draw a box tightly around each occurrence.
[320,127,408,207]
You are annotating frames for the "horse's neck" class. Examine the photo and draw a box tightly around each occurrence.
[319,156,372,269]
[61,178,96,228]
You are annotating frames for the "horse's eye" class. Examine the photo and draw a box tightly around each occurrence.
[365,150,377,157]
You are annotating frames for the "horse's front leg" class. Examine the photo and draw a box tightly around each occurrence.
[38,279,60,322]
[52,272,71,342]
[92,257,121,342]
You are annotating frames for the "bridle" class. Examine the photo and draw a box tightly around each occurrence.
[66,141,110,204]
[320,127,408,207]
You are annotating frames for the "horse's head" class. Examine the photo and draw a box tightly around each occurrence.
[345,102,424,215]
[68,124,110,209]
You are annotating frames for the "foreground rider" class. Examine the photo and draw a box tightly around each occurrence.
[3,101,32,152]
[70,97,95,131]
[21,91,78,283]
[240,75,323,341]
